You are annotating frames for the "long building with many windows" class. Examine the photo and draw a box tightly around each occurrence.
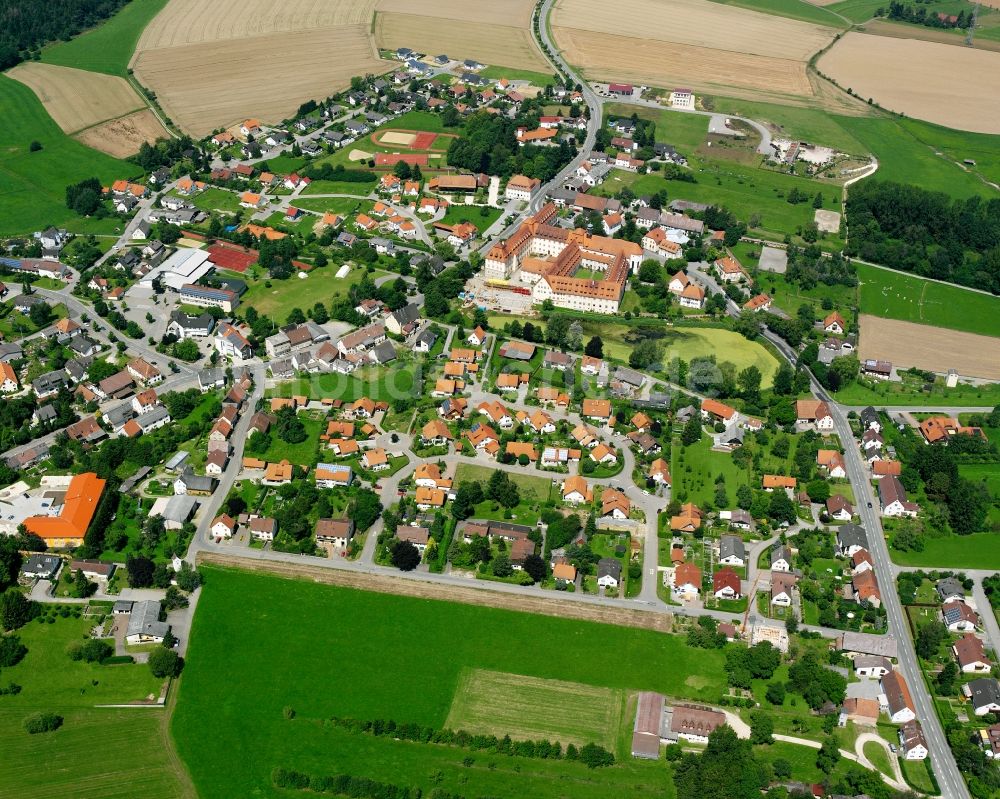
[484,203,642,314]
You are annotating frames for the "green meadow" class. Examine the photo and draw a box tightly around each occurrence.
[40,0,170,77]
[0,75,136,235]
[0,612,189,799]
[707,0,847,25]
[172,567,730,799]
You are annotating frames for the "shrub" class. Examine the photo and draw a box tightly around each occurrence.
[0,634,27,667]
[24,712,63,734]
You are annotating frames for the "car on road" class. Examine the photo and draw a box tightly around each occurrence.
[867,501,873,508]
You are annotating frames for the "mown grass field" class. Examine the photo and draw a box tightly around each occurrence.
[856,262,1000,337]
[833,379,1000,407]
[255,416,323,466]
[672,434,750,506]
[439,203,502,232]
[479,66,557,86]
[0,613,188,799]
[455,463,554,500]
[40,0,169,77]
[0,75,136,235]
[237,265,374,322]
[171,567,731,798]
[445,668,624,747]
[269,362,421,404]
[890,532,1000,569]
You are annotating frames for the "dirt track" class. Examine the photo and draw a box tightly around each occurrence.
[196,552,673,632]
[859,314,1000,380]
[75,109,170,157]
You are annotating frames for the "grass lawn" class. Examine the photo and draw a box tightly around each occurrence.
[856,262,1000,337]
[190,188,242,215]
[293,196,367,216]
[833,377,1000,407]
[0,613,187,799]
[40,0,169,77]
[300,179,376,197]
[255,417,323,466]
[439,204,502,233]
[835,114,994,198]
[756,270,857,328]
[863,740,893,776]
[671,435,749,506]
[240,266,374,322]
[901,756,938,794]
[606,103,710,152]
[454,463,554,502]
[479,66,556,86]
[0,75,137,236]
[890,532,1000,569]
[172,567,729,798]
[570,319,780,386]
[269,362,420,404]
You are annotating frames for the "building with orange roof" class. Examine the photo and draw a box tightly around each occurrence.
[0,361,19,393]
[701,398,736,422]
[763,475,797,490]
[506,441,538,462]
[23,472,106,547]
[582,398,612,421]
[263,460,294,484]
[670,503,702,532]
[744,293,772,312]
[714,256,745,283]
[561,475,593,504]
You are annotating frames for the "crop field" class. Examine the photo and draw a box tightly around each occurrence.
[7,63,146,134]
[553,0,834,101]
[0,613,190,799]
[75,109,171,158]
[858,315,1000,380]
[133,0,393,136]
[172,567,727,798]
[818,33,1000,134]
[856,263,1000,336]
[375,12,549,72]
[709,0,848,24]
[445,669,624,747]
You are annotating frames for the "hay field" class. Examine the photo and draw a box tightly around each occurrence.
[445,669,624,748]
[75,110,170,157]
[860,19,1000,53]
[859,315,1000,380]
[375,12,549,72]
[7,62,145,133]
[376,0,535,27]
[132,0,393,136]
[552,0,835,100]
[818,33,1000,134]
[136,0,377,48]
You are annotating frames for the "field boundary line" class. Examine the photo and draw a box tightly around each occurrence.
[196,552,673,632]
[68,105,147,136]
[856,259,1000,298]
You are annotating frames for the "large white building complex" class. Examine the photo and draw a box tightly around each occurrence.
[484,203,643,314]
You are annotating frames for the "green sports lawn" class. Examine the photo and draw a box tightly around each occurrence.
[0,75,137,236]
[0,612,188,799]
[40,0,169,77]
[268,362,420,404]
[172,567,729,798]
[238,265,377,322]
[856,262,1000,337]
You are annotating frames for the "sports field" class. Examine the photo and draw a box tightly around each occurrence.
[445,669,624,747]
[172,567,726,797]
[856,263,1000,337]
[0,613,190,799]
[818,33,1000,134]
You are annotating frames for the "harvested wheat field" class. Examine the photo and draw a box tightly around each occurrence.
[377,0,535,27]
[136,0,378,48]
[375,12,548,72]
[75,109,170,157]
[554,0,834,60]
[856,19,1000,53]
[553,0,834,101]
[8,62,145,133]
[859,315,1000,380]
[819,33,1000,134]
[556,29,813,98]
[132,0,393,136]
